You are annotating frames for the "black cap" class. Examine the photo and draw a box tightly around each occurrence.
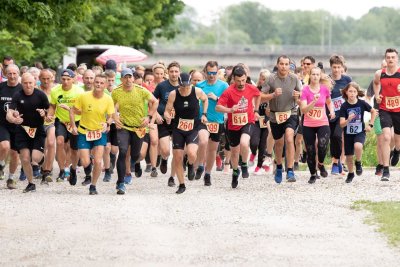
[179,72,191,86]
[61,69,75,78]
[105,59,117,72]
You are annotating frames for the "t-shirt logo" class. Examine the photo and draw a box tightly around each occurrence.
[4,101,10,112]
[183,101,188,108]
[237,96,248,112]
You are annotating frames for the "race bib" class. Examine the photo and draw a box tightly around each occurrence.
[206,122,219,134]
[64,122,73,133]
[134,128,146,138]
[275,111,291,124]
[307,107,324,120]
[177,118,194,131]
[259,116,268,128]
[346,122,362,135]
[232,113,248,126]
[22,126,37,138]
[332,96,344,112]
[85,130,102,141]
[385,96,400,109]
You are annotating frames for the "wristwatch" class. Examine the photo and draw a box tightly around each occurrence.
[202,113,207,116]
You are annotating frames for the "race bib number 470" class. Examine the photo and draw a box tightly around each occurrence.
[232,113,248,126]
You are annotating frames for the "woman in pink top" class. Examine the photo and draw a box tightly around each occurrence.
[300,67,335,183]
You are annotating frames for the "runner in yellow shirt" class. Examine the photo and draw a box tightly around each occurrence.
[70,73,115,195]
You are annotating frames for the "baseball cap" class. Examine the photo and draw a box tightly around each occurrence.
[61,69,75,78]
[179,73,191,86]
[105,59,117,72]
[121,68,133,77]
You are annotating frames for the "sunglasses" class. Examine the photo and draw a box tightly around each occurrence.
[207,71,217,76]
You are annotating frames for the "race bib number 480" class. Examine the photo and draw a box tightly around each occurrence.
[232,113,248,126]
[385,96,400,110]
[275,111,291,124]
[177,118,194,131]
[86,130,102,141]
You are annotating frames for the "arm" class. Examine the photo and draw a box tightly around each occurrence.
[144,96,159,125]
[197,89,208,123]
[373,70,382,103]
[164,90,176,124]
[326,97,335,120]
[69,107,79,135]
[340,113,356,128]
[6,108,23,124]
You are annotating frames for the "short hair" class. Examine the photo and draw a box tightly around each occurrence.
[385,48,398,56]
[104,69,116,78]
[276,55,290,64]
[329,54,345,66]
[133,72,143,80]
[3,56,13,62]
[135,65,145,71]
[204,61,218,72]
[144,71,154,80]
[167,61,180,70]
[95,73,107,80]
[232,66,246,77]
[303,56,315,64]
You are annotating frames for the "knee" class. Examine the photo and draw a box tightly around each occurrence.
[56,138,64,147]
[93,157,102,167]
[0,142,10,152]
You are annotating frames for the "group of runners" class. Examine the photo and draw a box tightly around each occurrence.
[0,47,399,194]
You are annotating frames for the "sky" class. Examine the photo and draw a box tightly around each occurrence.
[183,0,400,24]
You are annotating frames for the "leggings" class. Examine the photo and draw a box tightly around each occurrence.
[329,119,342,159]
[116,128,143,184]
[303,125,330,175]
[250,123,269,167]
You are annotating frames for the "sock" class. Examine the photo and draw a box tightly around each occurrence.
[383,166,389,172]
[152,167,156,171]
[179,183,186,188]
[64,167,70,173]
[287,168,293,173]
[277,164,283,169]
[0,160,5,166]
[9,173,15,180]
[84,163,92,176]
[32,165,39,173]
[241,162,247,167]
[105,168,110,174]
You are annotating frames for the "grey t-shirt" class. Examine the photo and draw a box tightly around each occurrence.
[262,72,302,123]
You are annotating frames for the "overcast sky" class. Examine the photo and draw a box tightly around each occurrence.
[183,0,400,24]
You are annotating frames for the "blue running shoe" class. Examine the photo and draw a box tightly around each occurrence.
[286,170,296,182]
[117,183,126,195]
[331,163,339,175]
[19,169,26,181]
[338,160,343,174]
[274,168,283,184]
[124,174,132,185]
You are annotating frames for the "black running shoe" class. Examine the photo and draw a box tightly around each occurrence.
[144,164,152,173]
[345,172,355,183]
[204,173,211,186]
[167,176,175,187]
[294,162,299,171]
[23,183,36,193]
[391,149,399,166]
[355,161,363,176]
[89,185,98,195]
[176,184,186,194]
[300,151,307,163]
[187,164,195,181]
[134,163,142,178]
[241,165,249,178]
[318,164,328,178]
[82,175,91,186]
[195,166,204,180]
[375,164,383,176]
[381,170,390,181]
[69,168,77,186]
[308,175,317,184]
[160,158,168,174]
[231,170,239,188]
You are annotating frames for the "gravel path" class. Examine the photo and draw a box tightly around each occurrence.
[1,166,400,266]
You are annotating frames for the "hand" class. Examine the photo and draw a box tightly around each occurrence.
[201,115,208,124]
[274,88,282,97]
[365,124,372,132]
[230,104,239,113]
[101,122,109,133]
[114,117,123,129]
[254,112,260,121]
[207,92,218,101]
[58,104,70,111]
[71,125,78,135]
[155,113,163,124]
[45,115,54,123]
[36,109,46,117]
[329,112,336,120]
[292,90,300,98]
[14,113,23,125]
[164,112,171,125]
[348,112,356,121]
[376,94,382,104]
[141,116,150,127]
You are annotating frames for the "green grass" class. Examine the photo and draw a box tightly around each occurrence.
[352,200,400,246]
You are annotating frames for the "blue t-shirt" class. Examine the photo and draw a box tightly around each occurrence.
[330,74,352,122]
[197,79,229,123]
[153,80,178,115]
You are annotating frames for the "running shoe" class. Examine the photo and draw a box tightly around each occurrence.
[286,170,296,182]
[103,171,112,182]
[82,175,91,186]
[134,163,142,178]
[375,164,383,176]
[144,164,152,173]
[69,168,77,186]
[248,154,256,167]
[204,173,211,186]
[231,170,239,188]
[150,168,158,178]
[274,168,283,184]
[355,161,363,176]
[308,175,317,184]
[23,183,36,193]
[160,158,168,174]
[116,183,126,195]
[89,185,98,195]
[124,174,132,185]
[241,165,249,178]
[19,169,26,181]
[187,164,195,181]
[391,149,400,166]
[318,164,328,178]
[6,178,17,189]
[381,170,390,182]
[195,165,204,180]
[0,164,5,180]
[167,176,175,187]
[331,163,340,175]
[345,172,355,183]
[176,184,186,194]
